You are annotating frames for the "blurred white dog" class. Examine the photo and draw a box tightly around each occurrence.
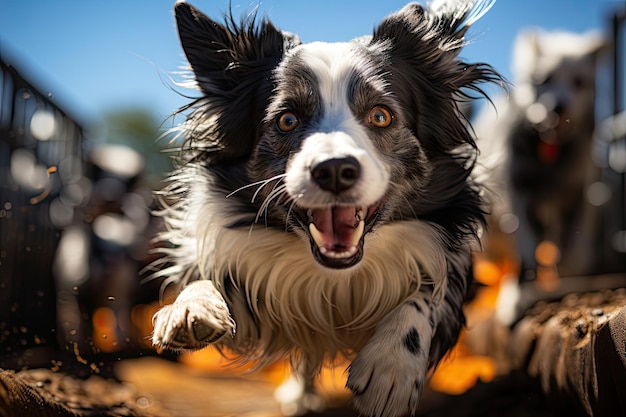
[474,29,604,318]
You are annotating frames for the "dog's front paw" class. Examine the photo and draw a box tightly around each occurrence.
[346,334,426,417]
[152,280,235,351]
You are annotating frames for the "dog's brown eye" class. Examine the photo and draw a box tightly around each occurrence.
[276,112,300,133]
[368,106,392,128]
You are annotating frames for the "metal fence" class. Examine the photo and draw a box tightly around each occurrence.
[0,57,87,369]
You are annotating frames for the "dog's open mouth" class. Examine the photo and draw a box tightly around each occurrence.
[295,203,382,269]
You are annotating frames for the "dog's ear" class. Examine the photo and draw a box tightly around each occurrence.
[373,0,494,54]
[174,1,293,161]
[371,0,501,154]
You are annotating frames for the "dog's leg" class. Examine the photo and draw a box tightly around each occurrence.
[512,193,543,282]
[152,280,235,350]
[274,363,325,416]
[347,294,435,417]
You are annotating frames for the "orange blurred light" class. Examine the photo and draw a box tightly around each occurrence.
[131,303,161,349]
[535,240,560,266]
[536,265,560,291]
[179,346,351,401]
[93,307,118,353]
[429,343,496,395]
[473,259,502,286]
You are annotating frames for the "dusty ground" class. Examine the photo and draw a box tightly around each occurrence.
[2,285,626,417]
[0,355,556,417]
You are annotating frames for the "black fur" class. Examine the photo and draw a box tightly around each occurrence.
[174,2,295,162]
[404,328,422,354]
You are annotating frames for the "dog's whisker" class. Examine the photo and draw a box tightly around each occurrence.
[400,192,420,222]
[251,174,286,204]
[284,197,300,232]
[226,173,287,200]
[252,175,286,204]
[268,176,286,196]
[226,181,264,199]
[256,185,282,215]
[255,183,288,224]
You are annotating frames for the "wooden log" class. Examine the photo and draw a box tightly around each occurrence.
[476,285,626,416]
[0,367,168,417]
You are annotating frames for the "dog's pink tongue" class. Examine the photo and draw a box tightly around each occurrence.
[311,207,359,248]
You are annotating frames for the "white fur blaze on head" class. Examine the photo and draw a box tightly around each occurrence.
[287,130,389,208]
[284,42,390,208]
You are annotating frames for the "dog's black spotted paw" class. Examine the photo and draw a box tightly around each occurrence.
[346,336,426,417]
[152,280,235,351]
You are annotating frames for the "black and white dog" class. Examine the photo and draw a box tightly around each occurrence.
[152,1,499,416]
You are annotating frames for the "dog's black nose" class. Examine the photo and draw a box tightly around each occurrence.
[311,157,361,194]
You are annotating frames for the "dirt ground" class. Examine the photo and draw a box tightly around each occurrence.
[2,285,626,417]
[0,354,551,417]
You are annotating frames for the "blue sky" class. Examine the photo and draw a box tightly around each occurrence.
[0,0,622,129]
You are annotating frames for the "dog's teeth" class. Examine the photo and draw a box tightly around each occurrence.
[319,245,357,259]
[356,208,365,222]
[309,220,362,259]
[350,219,365,247]
[309,222,324,248]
